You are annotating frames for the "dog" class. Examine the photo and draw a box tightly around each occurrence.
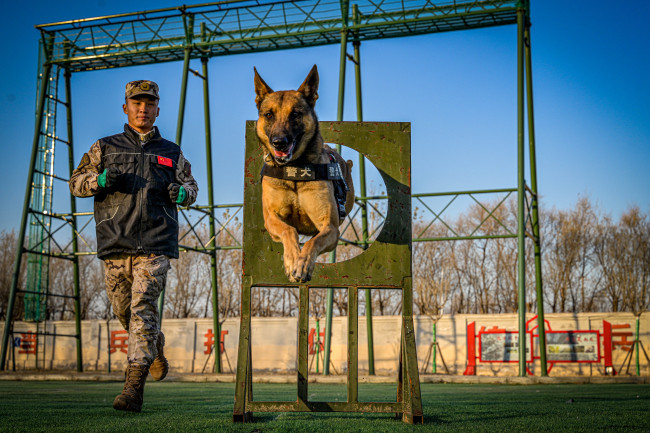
[254,65,355,283]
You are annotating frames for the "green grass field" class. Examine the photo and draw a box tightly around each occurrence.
[0,381,648,433]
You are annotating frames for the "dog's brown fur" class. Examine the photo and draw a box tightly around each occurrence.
[254,65,354,282]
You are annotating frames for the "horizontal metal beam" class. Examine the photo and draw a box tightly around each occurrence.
[10,330,80,339]
[34,169,69,183]
[35,0,292,29]
[248,283,402,289]
[415,234,517,242]
[248,400,403,413]
[18,289,79,300]
[414,187,517,198]
[23,248,76,261]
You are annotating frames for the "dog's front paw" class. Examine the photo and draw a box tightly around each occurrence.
[284,263,301,283]
[283,251,299,281]
[285,268,301,283]
[290,256,315,283]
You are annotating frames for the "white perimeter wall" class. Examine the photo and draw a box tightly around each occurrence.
[2,312,648,376]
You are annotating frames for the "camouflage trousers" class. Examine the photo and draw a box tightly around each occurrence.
[104,253,171,366]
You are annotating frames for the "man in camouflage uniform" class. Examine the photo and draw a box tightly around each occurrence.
[69,80,198,412]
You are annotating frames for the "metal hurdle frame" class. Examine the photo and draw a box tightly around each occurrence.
[233,121,423,423]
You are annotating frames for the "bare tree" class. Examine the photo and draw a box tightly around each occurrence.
[413,222,455,319]
[448,198,520,314]
[166,223,212,319]
[214,214,243,319]
[542,197,602,312]
[594,206,650,313]
[0,230,23,320]
[79,255,111,320]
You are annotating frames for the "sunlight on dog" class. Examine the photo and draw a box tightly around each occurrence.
[254,65,355,282]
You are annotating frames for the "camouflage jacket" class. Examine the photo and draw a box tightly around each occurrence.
[69,125,198,259]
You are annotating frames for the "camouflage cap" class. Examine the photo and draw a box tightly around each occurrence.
[125,80,159,100]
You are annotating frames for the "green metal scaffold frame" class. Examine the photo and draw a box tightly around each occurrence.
[1,0,547,379]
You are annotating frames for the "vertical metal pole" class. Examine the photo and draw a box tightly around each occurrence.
[176,12,194,146]
[351,4,374,376]
[323,293,333,375]
[106,318,111,373]
[159,12,194,322]
[200,23,221,374]
[323,289,333,375]
[323,0,350,376]
[64,66,83,372]
[524,15,547,377]
[432,320,437,374]
[634,313,641,376]
[0,45,53,370]
[516,6,527,377]
[315,318,320,373]
[175,49,190,145]
[336,0,349,123]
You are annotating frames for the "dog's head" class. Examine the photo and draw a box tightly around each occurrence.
[254,65,320,166]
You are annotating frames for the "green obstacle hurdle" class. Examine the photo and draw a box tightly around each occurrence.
[233,121,423,424]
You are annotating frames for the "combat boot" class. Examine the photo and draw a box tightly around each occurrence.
[113,363,149,412]
[149,331,168,381]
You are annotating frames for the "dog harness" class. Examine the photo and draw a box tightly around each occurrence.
[261,155,350,218]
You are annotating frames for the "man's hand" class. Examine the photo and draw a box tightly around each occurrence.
[168,183,187,205]
[97,168,120,188]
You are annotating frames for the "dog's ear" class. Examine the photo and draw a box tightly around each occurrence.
[298,64,319,107]
[254,67,273,109]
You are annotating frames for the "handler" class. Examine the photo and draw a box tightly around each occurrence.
[69,80,198,412]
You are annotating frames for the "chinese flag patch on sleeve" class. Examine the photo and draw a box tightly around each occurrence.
[157,156,173,167]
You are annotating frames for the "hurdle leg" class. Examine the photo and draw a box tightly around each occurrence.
[234,278,253,422]
[401,277,423,424]
[395,334,404,419]
[348,286,359,405]
[297,285,309,408]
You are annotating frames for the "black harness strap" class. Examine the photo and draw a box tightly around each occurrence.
[260,162,343,182]
[261,157,350,218]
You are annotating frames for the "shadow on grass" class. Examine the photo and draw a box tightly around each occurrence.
[251,411,437,424]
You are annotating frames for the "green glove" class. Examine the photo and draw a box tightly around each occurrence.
[97,168,120,188]
[168,183,187,204]
[177,186,187,204]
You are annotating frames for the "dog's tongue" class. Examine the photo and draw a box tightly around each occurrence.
[273,143,294,158]
[274,149,290,157]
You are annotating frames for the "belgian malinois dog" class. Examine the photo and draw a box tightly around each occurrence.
[254,65,355,282]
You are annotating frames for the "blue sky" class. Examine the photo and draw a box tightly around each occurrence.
[0,0,648,234]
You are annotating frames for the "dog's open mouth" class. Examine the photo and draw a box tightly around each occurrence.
[272,142,295,164]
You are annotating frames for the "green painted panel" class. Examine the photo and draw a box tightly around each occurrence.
[242,121,411,288]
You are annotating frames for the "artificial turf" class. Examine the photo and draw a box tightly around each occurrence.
[0,381,648,432]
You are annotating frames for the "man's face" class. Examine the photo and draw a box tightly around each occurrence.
[123,96,159,133]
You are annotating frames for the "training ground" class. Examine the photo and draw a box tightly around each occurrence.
[1,373,648,433]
